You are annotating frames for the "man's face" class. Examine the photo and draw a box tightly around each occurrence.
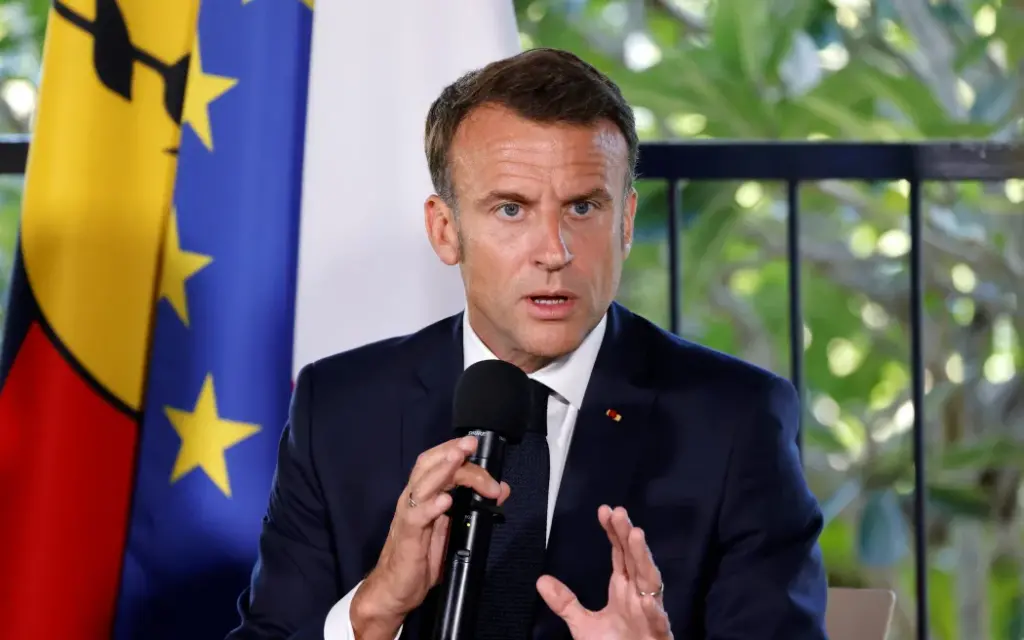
[425,105,636,369]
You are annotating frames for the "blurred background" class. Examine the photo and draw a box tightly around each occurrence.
[1,0,1022,638]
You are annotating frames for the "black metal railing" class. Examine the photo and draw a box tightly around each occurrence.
[636,139,1023,640]
[0,136,28,175]
[1,135,1022,639]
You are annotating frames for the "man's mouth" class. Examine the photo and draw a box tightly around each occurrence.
[525,292,577,319]
[530,296,570,306]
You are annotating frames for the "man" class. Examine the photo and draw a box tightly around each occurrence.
[227,48,828,640]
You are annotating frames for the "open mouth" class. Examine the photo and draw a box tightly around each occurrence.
[526,294,576,318]
[529,296,570,306]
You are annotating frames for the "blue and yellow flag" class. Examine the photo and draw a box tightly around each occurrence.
[112,0,312,636]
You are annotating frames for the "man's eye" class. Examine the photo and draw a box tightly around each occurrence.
[571,202,593,216]
[500,203,521,217]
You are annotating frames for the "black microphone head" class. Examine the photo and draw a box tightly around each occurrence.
[452,359,531,444]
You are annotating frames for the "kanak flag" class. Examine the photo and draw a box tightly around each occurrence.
[0,0,200,635]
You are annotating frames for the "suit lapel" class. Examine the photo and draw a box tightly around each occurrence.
[399,313,464,478]
[535,304,657,637]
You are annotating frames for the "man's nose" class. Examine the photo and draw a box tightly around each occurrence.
[533,208,572,271]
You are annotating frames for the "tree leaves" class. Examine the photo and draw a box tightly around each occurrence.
[765,0,823,80]
[926,484,992,520]
[709,0,770,86]
[803,421,853,456]
[940,437,1024,471]
[1002,595,1024,640]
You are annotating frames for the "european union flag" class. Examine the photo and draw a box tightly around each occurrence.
[113,0,312,636]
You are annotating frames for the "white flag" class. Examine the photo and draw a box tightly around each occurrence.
[292,1,521,374]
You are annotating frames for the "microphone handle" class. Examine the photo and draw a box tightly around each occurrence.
[431,430,508,640]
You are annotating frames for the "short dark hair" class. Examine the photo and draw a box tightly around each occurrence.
[424,47,638,206]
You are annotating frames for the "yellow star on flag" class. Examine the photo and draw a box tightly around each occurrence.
[182,39,238,151]
[159,207,212,327]
[166,374,261,497]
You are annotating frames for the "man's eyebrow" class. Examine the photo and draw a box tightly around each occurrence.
[475,187,613,207]
[476,190,534,207]
[568,187,614,202]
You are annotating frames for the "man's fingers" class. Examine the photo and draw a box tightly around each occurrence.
[611,507,638,580]
[497,481,511,506]
[641,593,672,636]
[598,505,625,576]
[411,452,498,515]
[449,464,503,500]
[536,575,589,628]
[406,490,452,528]
[409,436,477,487]
[405,452,462,516]
[403,454,501,533]
[628,527,663,601]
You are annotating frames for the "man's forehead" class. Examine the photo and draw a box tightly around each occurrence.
[450,108,627,184]
[457,153,621,199]
[454,106,626,156]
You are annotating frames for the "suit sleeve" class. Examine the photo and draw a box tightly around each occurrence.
[225,363,340,639]
[704,376,829,639]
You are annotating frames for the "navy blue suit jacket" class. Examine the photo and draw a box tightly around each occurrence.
[227,303,828,639]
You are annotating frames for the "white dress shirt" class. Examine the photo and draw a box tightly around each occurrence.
[323,312,608,639]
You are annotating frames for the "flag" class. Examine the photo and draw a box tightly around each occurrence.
[0,0,199,636]
[291,0,521,374]
[112,0,312,637]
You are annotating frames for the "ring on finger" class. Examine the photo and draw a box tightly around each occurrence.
[408,492,419,509]
[637,582,664,598]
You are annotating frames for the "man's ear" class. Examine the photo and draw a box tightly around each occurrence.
[622,187,637,258]
[424,194,460,265]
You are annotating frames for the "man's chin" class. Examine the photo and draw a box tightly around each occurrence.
[519,323,586,359]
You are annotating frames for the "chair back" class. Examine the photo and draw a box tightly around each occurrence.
[825,587,896,640]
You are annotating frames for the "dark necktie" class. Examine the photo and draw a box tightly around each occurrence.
[474,378,551,639]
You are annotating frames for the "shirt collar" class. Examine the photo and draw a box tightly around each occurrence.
[462,311,607,410]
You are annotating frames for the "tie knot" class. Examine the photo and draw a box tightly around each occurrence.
[528,379,550,435]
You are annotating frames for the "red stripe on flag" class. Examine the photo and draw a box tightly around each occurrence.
[0,323,138,637]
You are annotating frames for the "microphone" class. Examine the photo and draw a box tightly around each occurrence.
[431,359,531,640]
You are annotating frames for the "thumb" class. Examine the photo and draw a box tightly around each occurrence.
[537,575,589,627]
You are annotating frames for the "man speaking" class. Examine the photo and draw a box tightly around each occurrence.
[227,48,828,639]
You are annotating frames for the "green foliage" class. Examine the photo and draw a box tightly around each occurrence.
[0,176,23,350]
[0,0,48,57]
[519,0,1024,637]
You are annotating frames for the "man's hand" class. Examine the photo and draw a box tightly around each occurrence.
[351,435,510,639]
[537,505,672,640]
